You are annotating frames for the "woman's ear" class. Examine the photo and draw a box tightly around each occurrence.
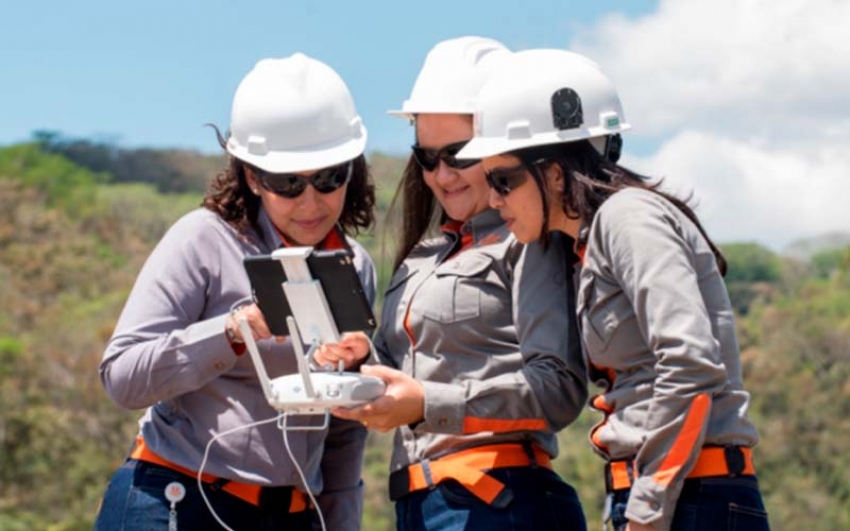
[243,167,261,194]
[545,163,565,193]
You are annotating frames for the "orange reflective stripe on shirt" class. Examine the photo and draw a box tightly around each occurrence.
[462,416,548,434]
[403,302,416,344]
[653,392,711,486]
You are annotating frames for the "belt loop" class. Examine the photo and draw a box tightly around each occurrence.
[724,446,745,476]
[421,459,436,489]
[521,440,538,469]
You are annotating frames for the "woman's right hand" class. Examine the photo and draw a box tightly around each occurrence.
[226,304,281,343]
[313,331,371,370]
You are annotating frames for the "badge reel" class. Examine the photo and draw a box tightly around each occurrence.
[164,481,186,531]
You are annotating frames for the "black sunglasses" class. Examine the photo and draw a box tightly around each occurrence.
[411,140,481,172]
[485,165,530,197]
[251,161,352,198]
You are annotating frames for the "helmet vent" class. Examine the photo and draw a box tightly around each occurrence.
[551,88,583,130]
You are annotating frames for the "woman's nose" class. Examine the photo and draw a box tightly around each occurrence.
[488,187,504,208]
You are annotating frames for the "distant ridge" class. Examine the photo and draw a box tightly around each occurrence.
[783,231,850,260]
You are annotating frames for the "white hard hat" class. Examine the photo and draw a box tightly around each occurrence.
[388,36,511,118]
[226,53,367,173]
[457,49,630,160]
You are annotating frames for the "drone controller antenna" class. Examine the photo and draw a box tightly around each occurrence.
[237,317,275,401]
[286,315,317,399]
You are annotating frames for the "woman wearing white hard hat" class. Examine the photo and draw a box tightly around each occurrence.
[94,53,377,531]
[319,37,588,530]
[457,48,771,531]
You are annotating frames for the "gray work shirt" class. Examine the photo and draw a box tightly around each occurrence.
[375,208,588,472]
[577,188,759,530]
[99,207,375,531]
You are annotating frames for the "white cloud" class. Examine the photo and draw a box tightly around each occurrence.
[623,131,850,251]
[570,0,850,250]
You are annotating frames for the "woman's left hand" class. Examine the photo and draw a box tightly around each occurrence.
[331,364,424,431]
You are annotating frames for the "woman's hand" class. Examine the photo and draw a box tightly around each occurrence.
[226,304,283,343]
[331,365,425,431]
[313,331,372,370]
[626,522,656,531]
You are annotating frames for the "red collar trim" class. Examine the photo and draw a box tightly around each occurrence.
[276,225,346,250]
[576,244,587,265]
[441,220,474,251]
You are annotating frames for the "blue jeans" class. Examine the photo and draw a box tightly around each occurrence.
[94,459,313,531]
[394,466,586,531]
[610,476,770,531]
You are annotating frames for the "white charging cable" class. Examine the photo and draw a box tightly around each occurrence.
[197,416,278,531]
[281,412,327,531]
[196,413,327,531]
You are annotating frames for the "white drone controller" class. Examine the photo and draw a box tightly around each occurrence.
[240,247,385,418]
[239,316,385,415]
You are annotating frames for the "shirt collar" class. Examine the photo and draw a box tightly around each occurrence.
[440,208,508,248]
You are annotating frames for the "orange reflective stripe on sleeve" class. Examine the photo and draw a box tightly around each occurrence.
[591,393,614,413]
[590,421,610,453]
[589,393,613,453]
[462,417,548,434]
[652,393,711,487]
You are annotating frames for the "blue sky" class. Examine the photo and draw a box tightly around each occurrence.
[2,0,848,250]
[0,0,656,156]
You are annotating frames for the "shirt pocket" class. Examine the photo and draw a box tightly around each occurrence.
[578,275,634,356]
[421,253,493,324]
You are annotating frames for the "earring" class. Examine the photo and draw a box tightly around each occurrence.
[252,188,260,194]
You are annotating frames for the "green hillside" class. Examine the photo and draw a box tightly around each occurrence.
[0,139,847,529]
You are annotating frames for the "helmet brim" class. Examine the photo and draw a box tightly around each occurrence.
[386,106,476,120]
[227,127,368,173]
[456,123,631,160]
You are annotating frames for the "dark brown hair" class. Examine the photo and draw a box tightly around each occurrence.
[512,140,727,275]
[385,155,447,271]
[202,125,376,241]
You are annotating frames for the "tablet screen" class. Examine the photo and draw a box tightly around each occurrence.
[243,250,376,337]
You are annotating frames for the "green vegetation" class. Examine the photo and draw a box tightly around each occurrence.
[0,139,848,529]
